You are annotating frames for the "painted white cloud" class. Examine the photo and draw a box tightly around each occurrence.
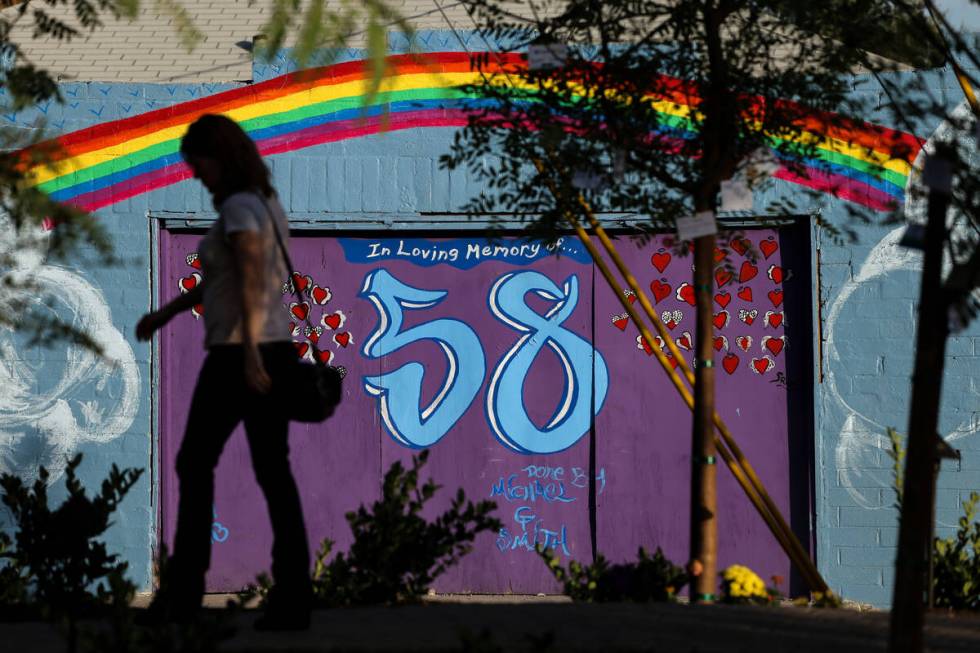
[0,262,140,483]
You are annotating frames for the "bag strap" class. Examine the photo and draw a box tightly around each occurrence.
[257,193,325,355]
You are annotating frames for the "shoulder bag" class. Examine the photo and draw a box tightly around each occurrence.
[261,194,345,422]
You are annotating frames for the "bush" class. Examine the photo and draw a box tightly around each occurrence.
[886,428,980,611]
[310,450,501,606]
[0,454,143,651]
[933,492,980,611]
[539,546,687,602]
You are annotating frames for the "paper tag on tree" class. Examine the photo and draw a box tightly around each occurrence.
[720,178,753,212]
[528,43,568,70]
[676,211,718,240]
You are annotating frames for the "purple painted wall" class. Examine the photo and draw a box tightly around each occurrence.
[158,228,811,593]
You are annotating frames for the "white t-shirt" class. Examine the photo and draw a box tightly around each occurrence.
[198,191,291,348]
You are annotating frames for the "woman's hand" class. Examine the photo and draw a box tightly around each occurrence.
[135,310,170,341]
[135,285,202,341]
[244,346,272,395]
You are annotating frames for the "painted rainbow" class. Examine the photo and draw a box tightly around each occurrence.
[26,52,922,213]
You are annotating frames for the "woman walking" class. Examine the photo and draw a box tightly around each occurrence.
[136,114,311,630]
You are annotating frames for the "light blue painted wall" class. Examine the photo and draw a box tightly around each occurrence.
[757,67,980,606]
[1,37,978,607]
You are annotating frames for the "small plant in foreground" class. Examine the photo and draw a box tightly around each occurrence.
[933,492,980,611]
[539,546,687,602]
[309,450,501,606]
[886,428,979,610]
[719,564,778,605]
[0,454,143,652]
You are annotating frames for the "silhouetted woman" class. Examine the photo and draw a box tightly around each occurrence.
[136,114,311,630]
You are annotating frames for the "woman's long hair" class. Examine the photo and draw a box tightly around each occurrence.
[180,114,274,204]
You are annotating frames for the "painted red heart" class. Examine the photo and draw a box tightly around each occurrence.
[715,268,733,288]
[294,342,310,359]
[666,355,679,370]
[650,280,671,304]
[722,353,739,375]
[311,285,331,305]
[612,315,629,331]
[306,325,322,344]
[768,265,784,284]
[737,287,753,302]
[713,247,726,263]
[676,331,692,351]
[677,282,696,306]
[766,312,784,328]
[765,337,784,356]
[768,290,784,307]
[334,331,351,348]
[713,336,727,352]
[288,321,300,337]
[713,311,729,330]
[290,302,310,321]
[637,336,655,356]
[736,335,753,352]
[739,261,758,283]
[186,253,201,269]
[192,304,204,318]
[651,251,671,273]
[291,272,311,293]
[739,309,757,325]
[626,290,638,304]
[662,310,682,330]
[714,292,731,308]
[322,311,345,330]
[315,348,333,364]
[752,357,772,374]
[730,237,749,256]
[179,272,201,293]
[760,239,778,259]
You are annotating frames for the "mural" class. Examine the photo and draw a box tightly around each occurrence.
[23,53,920,213]
[828,100,980,514]
[0,223,139,482]
[1,46,946,603]
[159,228,809,593]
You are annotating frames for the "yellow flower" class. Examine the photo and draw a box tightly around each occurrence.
[722,564,767,600]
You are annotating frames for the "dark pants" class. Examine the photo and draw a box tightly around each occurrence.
[168,342,311,609]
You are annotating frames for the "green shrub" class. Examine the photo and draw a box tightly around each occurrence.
[310,450,501,606]
[539,546,687,602]
[0,454,143,651]
[886,428,980,611]
[933,492,980,610]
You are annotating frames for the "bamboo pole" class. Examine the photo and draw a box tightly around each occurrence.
[532,158,828,593]
[559,201,823,593]
[575,199,829,594]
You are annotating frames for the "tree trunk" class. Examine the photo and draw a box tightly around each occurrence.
[690,232,718,602]
[888,186,951,653]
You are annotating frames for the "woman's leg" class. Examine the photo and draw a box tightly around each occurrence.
[168,348,244,611]
[243,344,312,605]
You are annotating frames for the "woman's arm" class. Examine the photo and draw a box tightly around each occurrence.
[135,284,203,341]
[229,229,272,394]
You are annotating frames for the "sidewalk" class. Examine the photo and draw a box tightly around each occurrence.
[6,596,980,652]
